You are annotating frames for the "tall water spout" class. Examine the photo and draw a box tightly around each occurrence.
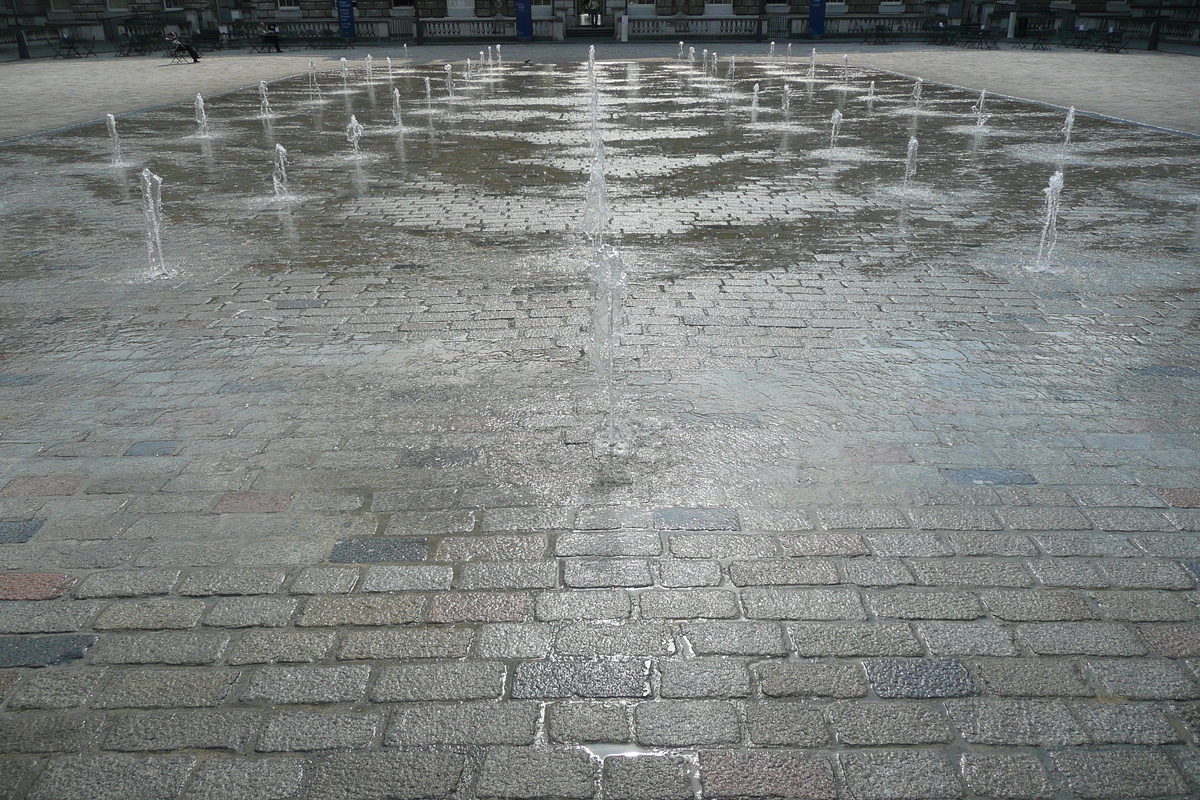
[307,61,323,104]
[386,56,393,82]
[829,108,843,150]
[258,81,273,118]
[194,94,210,138]
[424,77,433,121]
[782,85,791,113]
[403,43,408,57]
[139,168,165,274]
[903,136,919,190]
[866,80,876,108]
[346,115,364,155]
[364,53,373,80]
[688,46,695,64]
[972,88,989,129]
[725,55,736,83]
[768,41,776,62]
[392,88,404,129]
[340,57,350,92]
[678,40,684,60]
[1034,170,1065,269]
[841,54,850,84]
[787,43,792,60]
[106,114,126,167]
[444,63,454,98]
[272,143,291,200]
[750,83,760,122]
[584,46,626,455]
[1060,106,1075,161]
[806,49,817,83]
[911,78,923,112]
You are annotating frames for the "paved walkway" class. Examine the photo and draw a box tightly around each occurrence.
[1,41,1198,140]
[1,41,1200,800]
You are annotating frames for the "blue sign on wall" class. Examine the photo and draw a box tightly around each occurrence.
[515,0,533,40]
[808,0,825,37]
[336,0,356,39]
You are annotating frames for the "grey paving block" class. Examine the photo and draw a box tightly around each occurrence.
[943,467,1035,486]
[700,750,836,800]
[8,668,106,709]
[434,534,547,561]
[306,750,464,800]
[134,541,238,568]
[546,701,630,743]
[817,507,909,531]
[744,702,828,746]
[234,540,327,566]
[1017,622,1148,656]
[555,530,662,556]
[1092,589,1198,621]
[372,661,506,701]
[947,697,1087,745]
[684,621,787,656]
[729,558,838,586]
[828,699,951,746]
[104,710,261,752]
[0,520,44,544]
[755,660,869,698]
[974,658,1093,697]
[205,596,298,628]
[555,622,675,657]
[945,531,1037,557]
[257,712,380,751]
[329,536,427,563]
[338,627,472,660]
[90,631,230,665]
[94,599,206,631]
[635,700,741,746]
[0,711,107,753]
[178,568,286,595]
[788,622,922,657]
[512,659,650,698]
[864,658,979,698]
[223,630,333,671]
[640,589,739,619]
[780,532,868,556]
[28,753,196,800]
[290,566,359,594]
[1085,658,1200,700]
[475,746,598,800]
[184,758,306,800]
[658,558,722,587]
[959,753,1054,800]
[1051,748,1187,799]
[0,600,100,633]
[456,560,559,589]
[667,533,774,558]
[242,665,370,704]
[840,557,917,587]
[297,595,425,626]
[653,507,740,531]
[1070,701,1180,744]
[839,750,962,800]
[73,569,179,598]
[743,588,866,620]
[564,558,653,588]
[536,589,631,620]
[909,558,1034,588]
[658,658,750,698]
[0,633,96,667]
[473,622,553,658]
[602,755,694,800]
[385,701,540,746]
[95,668,240,708]
[918,621,1018,656]
[868,589,983,620]
[981,588,1098,621]
[360,565,453,591]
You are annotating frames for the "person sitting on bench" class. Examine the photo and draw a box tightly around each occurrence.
[166,31,201,62]
[257,22,283,52]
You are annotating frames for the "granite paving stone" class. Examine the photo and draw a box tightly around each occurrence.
[306,750,464,800]
[372,661,506,701]
[385,702,540,746]
[103,710,261,752]
[512,659,650,698]
[94,668,240,708]
[241,665,370,704]
[602,755,694,800]
[0,634,96,668]
[634,700,741,746]
[700,750,836,800]
[256,712,380,751]
[546,701,630,743]
[183,758,306,800]
[1051,748,1188,798]
[959,753,1055,800]
[839,750,962,800]
[864,658,979,698]
[27,753,196,800]
[0,573,76,600]
[7,668,107,709]
[89,631,230,664]
[475,746,597,800]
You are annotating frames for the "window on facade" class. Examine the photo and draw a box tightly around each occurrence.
[392,0,413,7]
[278,0,299,8]
[50,0,73,12]
[164,0,183,10]
[106,0,130,11]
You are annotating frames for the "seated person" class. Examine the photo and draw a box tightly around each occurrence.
[166,31,201,62]
[256,22,283,52]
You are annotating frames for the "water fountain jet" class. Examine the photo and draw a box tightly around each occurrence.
[106,114,126,167]
[194,94,210,138]
[139,168,165,274]
[1033,170,1065,270]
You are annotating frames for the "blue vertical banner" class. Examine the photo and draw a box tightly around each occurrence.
[336,0,357,39]
[808,0,825,37]
[515,0,533,40]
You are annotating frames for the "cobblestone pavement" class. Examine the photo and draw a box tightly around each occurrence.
[0,49,1199,799]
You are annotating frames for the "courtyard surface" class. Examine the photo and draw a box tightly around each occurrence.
[0,41,1198,800]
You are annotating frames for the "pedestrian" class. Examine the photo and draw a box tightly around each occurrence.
[586,0,601,26]
[166,31,201,63]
